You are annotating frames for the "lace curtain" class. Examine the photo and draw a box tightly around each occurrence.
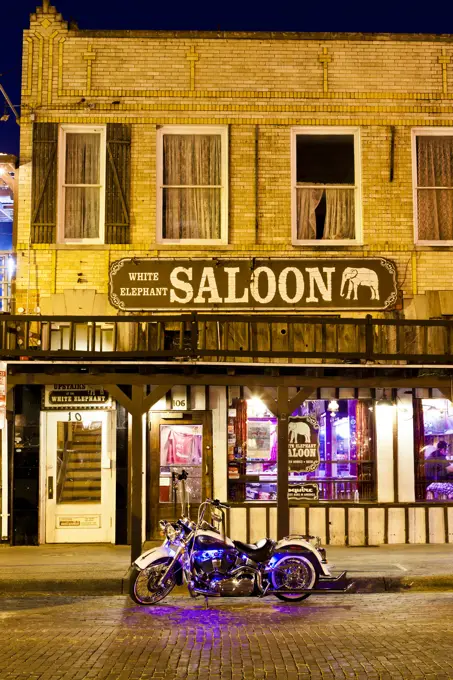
[163,134,221,239]
[355,400,372,460]
[296,186,355,240]
[417,136,453,241]
[64,133,100,239]
[296,187,323,240]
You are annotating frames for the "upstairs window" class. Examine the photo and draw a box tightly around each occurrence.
[414,131,453,244]
[157,126,228,244]
[292,128,361,245]
[58,125,106,244]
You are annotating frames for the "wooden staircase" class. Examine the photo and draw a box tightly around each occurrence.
[57,424,102,503]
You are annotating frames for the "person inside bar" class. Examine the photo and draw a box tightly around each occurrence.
[425,441,453,482]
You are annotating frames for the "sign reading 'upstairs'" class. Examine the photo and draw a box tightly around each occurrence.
[109,258,397,312]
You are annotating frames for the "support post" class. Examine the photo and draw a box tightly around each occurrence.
[106,381,175,562]
[130,386,144,561]
[277,385,289,539]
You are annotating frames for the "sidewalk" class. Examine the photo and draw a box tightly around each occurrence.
[0,543,453,595]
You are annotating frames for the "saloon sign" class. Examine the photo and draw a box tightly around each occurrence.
[288,416,320,473]
[109,258,397,312]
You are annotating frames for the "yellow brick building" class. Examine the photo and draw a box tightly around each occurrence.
[7,1,453,553]
[16,3,453,313]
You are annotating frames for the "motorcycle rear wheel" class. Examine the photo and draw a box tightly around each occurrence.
[129,559,176,605]
[271,554,318,602]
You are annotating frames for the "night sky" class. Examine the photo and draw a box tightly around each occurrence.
[2,0,453,156]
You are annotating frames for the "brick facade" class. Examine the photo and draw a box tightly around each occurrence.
[15,2,453,314]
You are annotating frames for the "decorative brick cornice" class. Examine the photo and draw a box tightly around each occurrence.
[30,2,67,30]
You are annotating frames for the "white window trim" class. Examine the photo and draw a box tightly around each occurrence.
[291,126,363,246]
[412,127,453,246]
[156,125,228,245]
[57,124,106,245]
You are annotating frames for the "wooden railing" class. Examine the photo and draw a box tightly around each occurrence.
[0,313,452,364]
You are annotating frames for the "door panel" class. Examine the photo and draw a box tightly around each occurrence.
[45,411,115,543]
[149,412,212,537]
[159,423,203,503]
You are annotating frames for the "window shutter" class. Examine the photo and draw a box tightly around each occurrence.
[105,123,131,244]
[31,123,58,243]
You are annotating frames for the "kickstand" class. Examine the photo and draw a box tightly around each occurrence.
[204,596,209,610]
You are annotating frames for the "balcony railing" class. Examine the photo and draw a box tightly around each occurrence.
[0,313,453,364]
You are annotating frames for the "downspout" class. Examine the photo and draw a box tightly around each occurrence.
[255,125,259,243]
[411,251,418,296]
[26,230,32,313]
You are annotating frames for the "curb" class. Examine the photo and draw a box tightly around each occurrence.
[346,575,453,593]
[1,574,453,596]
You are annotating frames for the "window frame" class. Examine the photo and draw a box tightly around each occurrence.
[291,126,363,246]
[412,127,453,246]
[57,124,106,245]
[156,124,228,245]
[226,397,376,504]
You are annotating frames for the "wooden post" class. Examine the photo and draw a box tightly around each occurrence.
[107,382,175,562]
[277,385,289,539]
[130,385,144,561]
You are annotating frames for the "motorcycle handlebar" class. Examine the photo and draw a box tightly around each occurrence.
[206,498,230,510]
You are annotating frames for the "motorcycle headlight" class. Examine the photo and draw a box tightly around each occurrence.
[165,523,180,542]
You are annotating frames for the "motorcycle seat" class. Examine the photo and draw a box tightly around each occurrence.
[234,537,274,563]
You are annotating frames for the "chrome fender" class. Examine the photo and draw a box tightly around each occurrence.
[134,545,175,571]
[274,538,331,576]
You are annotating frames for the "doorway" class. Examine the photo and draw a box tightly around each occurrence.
[148,411,213,537]
[44,411,115,543]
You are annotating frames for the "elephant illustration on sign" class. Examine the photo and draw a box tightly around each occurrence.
[340,267,379,301]
[288,420,311,444]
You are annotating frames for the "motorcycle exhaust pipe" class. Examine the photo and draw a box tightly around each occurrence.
[189,585,221,597]
[268,584,354,595]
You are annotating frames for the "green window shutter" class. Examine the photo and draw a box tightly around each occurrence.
[105,123,131,244]
[31,122,58,244]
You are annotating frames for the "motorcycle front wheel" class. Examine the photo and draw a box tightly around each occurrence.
[129,559,176,605]
[271,554,318,602]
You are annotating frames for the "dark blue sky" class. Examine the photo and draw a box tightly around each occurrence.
[2,0,453,156]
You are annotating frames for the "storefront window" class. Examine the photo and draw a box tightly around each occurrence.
[414,398,453,501]
[159,424,203,503]
[227,397,376,502]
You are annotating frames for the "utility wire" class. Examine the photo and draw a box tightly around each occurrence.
[0,84,19,121]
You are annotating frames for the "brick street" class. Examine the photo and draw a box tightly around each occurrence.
[1,593,453,680]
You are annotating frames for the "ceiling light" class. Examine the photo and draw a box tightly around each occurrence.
[377,390,393,407]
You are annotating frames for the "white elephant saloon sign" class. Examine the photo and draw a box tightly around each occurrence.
[288,416,320,473]
[109,258,397,312]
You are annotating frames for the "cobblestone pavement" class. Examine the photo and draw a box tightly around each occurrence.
[1,593,453,680]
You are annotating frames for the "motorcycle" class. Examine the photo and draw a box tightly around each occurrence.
[129,472,349,605]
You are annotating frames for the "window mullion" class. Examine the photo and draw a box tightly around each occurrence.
[162,184,222,189]
[416,186,453,190]
[62,184,102,188]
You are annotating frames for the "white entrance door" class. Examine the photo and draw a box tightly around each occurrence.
[45,411,115,543]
